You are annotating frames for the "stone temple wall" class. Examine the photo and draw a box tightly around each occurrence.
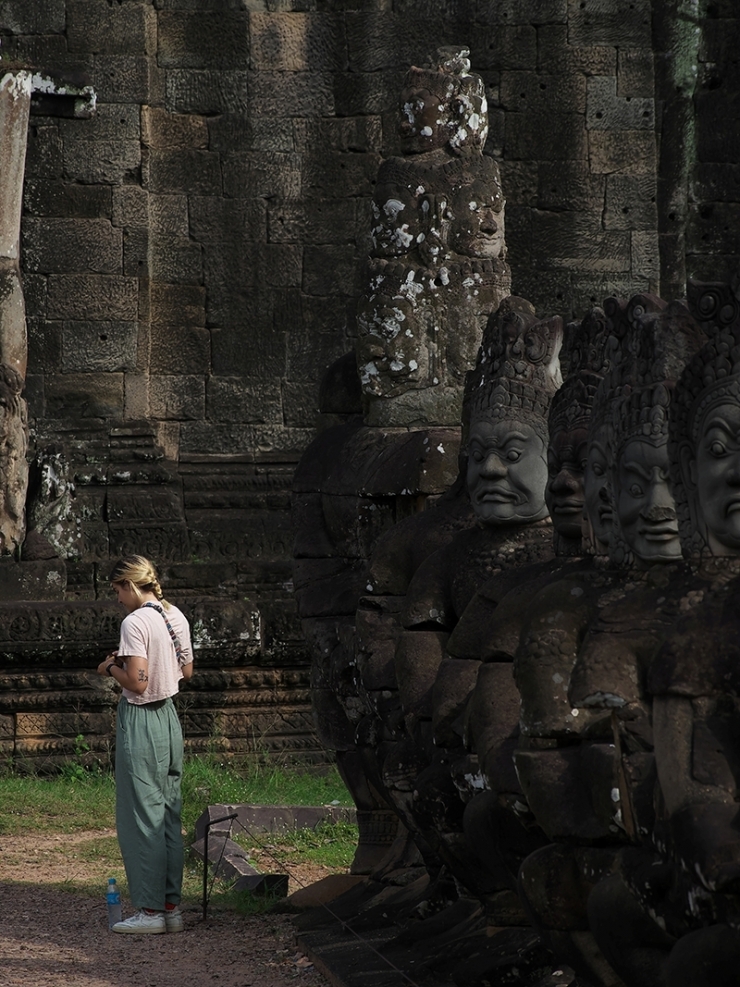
[0,0,739,766]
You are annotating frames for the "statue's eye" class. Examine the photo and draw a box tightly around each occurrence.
[506,448,522,463]
[591,462,605,477]
[629,483,643,497]
[471,449,483,463]
[709,440,726,457]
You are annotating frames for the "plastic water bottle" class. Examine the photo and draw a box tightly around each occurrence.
[107,877,122,928]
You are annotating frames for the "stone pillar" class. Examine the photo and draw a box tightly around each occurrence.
[0,71,31,555]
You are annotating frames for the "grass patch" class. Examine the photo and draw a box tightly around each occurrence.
[0,757,356,913]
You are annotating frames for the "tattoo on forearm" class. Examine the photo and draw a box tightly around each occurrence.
[137,669,148,683]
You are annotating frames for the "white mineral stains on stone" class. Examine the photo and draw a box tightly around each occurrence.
[0,71,32,99]
[409,360,418,371]
[390,360,404,372]
[611,787,621,802]
[552,672,564,684]
[366,583,373,592]
[437,443,444,453]
[469,201,478,211]
[420,126,433,137]
[570,586,584,596]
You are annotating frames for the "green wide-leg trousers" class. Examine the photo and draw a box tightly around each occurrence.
[115,698,184,911]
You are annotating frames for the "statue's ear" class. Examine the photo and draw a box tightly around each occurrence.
[679,441,697,491]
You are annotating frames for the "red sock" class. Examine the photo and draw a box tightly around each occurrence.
[165,903,177,911]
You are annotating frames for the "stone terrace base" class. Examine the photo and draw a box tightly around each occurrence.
[294,879,578,987]
[0,598,322,770]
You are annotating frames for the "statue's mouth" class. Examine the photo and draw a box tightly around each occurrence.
[725,498,740,516]
[552,499,583,515]
[639,523,679,541]
[477,488,518,504]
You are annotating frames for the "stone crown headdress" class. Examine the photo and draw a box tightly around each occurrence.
[464,296,563,445]
[549,305,611,437]
[403,46,488,153]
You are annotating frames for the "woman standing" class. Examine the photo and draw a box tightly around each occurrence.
[98,555,194,934]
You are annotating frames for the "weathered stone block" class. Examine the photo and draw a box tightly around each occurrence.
[694,163,740,204]
[47,275,138,321]
[150,235,203,284]
[530,212,630,273]
[151,283,206,327]
[22,219,122,275]
[344,13,443,72]
[158,10,249,68]
[222,152,301,199]
[92,55,156,103]
[149,375,206,420]
[109,522,190,563]
[603,174,657,230]
[333,71,397,116]
[282,380,319,429]
[206,376,282,424]
[45,373,124,418]
[0,33,70,71]
[588,129,656,174]
[149,195,188,236]
[696,90,740,164]
[303,245,358,296]
[67,1,155,54]
[165,69,249,115]
[249,71,334,117]
[505,111,587,160]
[63,139,141,185]
[586,75,654,130]
[538,164,605,212]
[537,25,615,75]
[568,0,651,47]
[630,230,660,284]
[23,275,48,317]
[107,486,184,523]
[0,560,66,601]
[24,180,112,219]
[188,509,293,563]
[24,124,63,179]
[145,148,222,196]
[469,25,538,71]
[472,0,567,22]
[212,320,287,377]
[189,196,266,244]
[617,46,654,97]
[0,0,65,33]
[141,107,209,150]
[61,321,138,372]
[308,116,382,154]
[500,71,586,113]
[287,328,349,383]
[267,199,358,245]
[303,151,380,199]
[249,12,345,72]
[209,113,294,155]
[123,228,149,278]
[60,103,140,142]
[112,186,149,230]
[688,201,740,255]
[150,325,211,374]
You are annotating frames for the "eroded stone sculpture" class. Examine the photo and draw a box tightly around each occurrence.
[357,46,510,427]
[292,45,510,875]
[0,72,31,556]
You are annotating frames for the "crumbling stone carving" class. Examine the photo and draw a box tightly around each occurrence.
[0,72,31,556]
[356,46,510,427]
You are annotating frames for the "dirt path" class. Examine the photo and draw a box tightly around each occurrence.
[0,832,332,987]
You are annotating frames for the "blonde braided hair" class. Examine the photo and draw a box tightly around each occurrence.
[109,555,171,611]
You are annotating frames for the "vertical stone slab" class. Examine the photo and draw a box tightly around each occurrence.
[0,71,31,555]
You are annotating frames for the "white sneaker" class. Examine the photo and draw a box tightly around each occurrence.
[112,910,166,934]
[165,908,184,933]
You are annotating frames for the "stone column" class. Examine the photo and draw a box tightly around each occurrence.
[0,71,31,555]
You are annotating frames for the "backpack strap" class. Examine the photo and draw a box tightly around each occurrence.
[142,602,185,666]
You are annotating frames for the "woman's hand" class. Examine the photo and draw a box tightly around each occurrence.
[97,652,119,677]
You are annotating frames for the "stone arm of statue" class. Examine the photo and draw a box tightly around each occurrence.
[653,693,740,892]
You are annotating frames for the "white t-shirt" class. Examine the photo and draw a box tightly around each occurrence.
[117,603,193,705]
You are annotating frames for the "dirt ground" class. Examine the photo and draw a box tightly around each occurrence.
[0,831,334,987]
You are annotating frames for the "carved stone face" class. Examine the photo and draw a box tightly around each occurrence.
[466,417,549,524]
[398,86,451,154]
[689,401,740,554]
[583,425,613,546]
[448,184,505,259]
[546,425,588,539]
[615,437,681,562]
